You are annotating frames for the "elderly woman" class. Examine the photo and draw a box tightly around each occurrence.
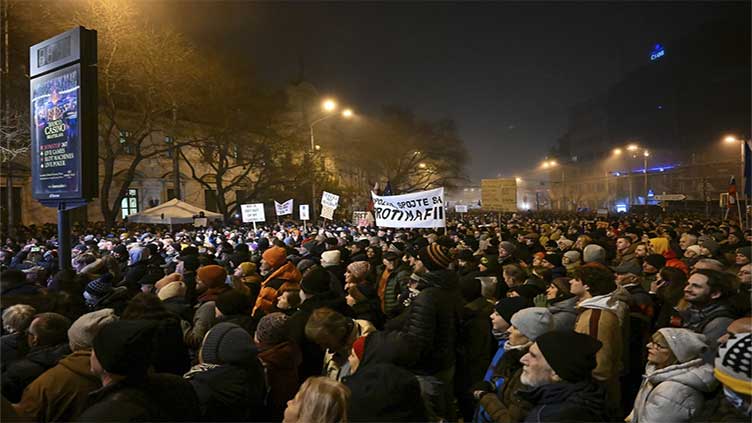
[627,328,717,423]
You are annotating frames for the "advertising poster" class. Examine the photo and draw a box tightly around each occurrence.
[31,64,81,200]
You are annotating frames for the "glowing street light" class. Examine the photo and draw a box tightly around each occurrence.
[613,148,622,156]
[724,135,738,144]
[341,108,353,118]
[418,162,427,169]
[322,99,337,112]
[627,144,639,152]
[515,177,522,183]
[643,150,650,157]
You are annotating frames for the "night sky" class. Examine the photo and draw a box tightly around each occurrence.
[148,1,746,183]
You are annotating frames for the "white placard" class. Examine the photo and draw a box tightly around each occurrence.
[299,204,310,221]
[321,191,340,209]
[371,187,445,228]
[240,203,266,223]
[455,205,468,213]
[321,204,336,220]
[274,199,294,216]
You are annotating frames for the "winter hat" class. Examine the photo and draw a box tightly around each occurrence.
[714,332,751,395]
[479,255,500,273]
[510,307,554,341]
[494,297,531,324]
[684,245,703,257]
[644,254,667,270]
[737,246,752,262]
[93,320,156,377]
[68,308,118,351]
[459,277,482,303]
[238,262,256,276]
[536,330,602,383]
[352,335,367,360]
[612,260,643,275]
[262,246,287,268]
[348,283,377,303]
[197,265,227,289]
[346,363,428,422]
[583,244,606,264]
[499,241,516,255]
[215,289,251,316]
[509,284,545,300]
[321,250,342,267]
[84,273,114,305]
[542,254,563,268]
[418,244,453,271]
[347,261,371,281]
[200,322,254,366]
[657,328,708,363]
[255,312,289,346]
[698,235,720,255]
[557,238,574,251]
[563,250,581,264]
[301,265,331,295]
[157,281,186,301]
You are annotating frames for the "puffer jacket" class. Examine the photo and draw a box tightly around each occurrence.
[401,269,463,375]
[253,261,301,315]
[627,359,717,423]
[381,265,411,317]
[184,363,267,422]
[548,296,577,331]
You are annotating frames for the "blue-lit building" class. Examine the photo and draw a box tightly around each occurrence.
[551,14,750,211]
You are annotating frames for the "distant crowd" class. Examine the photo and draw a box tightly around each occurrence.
[1,212,750,422]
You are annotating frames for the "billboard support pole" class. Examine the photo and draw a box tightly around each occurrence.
[57,203,71,271]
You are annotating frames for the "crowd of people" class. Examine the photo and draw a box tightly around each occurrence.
[0,211,750,422]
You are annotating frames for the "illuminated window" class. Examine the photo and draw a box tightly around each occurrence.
[121,189,139,219]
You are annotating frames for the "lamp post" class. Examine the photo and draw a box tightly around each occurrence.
[724,135,747,228]
[309,99,352,219]
[541,159,563,209]
[621,144,649,206]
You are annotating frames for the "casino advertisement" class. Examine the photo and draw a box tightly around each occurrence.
[31,64,81,199]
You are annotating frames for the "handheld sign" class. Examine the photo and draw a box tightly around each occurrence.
[455,205,468,213]
[321,191,340,209]
[371,187,445,228]
[300,204,310,221]
[241,203,265,223]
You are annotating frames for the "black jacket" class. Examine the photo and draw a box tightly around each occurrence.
[1,343,71,402]
[185,364,267,422]
[150,318,191,376]
[519,380,608,423]
[400,269,463,375]
[77,373,200,421]
[455,296,494,413]
[0,332,29,372]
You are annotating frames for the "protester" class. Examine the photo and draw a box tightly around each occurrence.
[283,376,350,423]
[1,304,36,370]
[255,312,303,420]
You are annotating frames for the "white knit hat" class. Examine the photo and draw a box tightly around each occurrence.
[510,307,554,341]
[157,280,187,301]
[321,250,341,267]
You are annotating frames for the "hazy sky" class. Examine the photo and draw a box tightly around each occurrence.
[147,1,746,182]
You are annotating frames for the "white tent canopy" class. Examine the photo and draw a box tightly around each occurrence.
[126,198,223,224]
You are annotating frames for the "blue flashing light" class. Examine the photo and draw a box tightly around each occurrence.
[648,189,655,198]
[616,204,628,213]
[650,43,665,61]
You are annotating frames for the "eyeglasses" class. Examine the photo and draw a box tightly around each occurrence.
[648,340,670,350]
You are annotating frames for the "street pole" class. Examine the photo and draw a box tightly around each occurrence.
[310,124,317,219]
[57,203,71,271]
[643,153,648,206]
[172,106,181,201]
[2,0,13,238]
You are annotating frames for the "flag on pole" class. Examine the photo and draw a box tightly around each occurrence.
[727,176,737,208]
[744,139,751,198]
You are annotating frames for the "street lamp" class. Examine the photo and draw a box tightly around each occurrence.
[541,159,564,209]
[310,99,353,219]
[723,134,747,227]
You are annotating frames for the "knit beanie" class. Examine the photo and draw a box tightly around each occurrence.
[347,261,371,281]
[509,284,545,300]
[68,308,118,351]
[644,253,667,270]
[301,265,331,295]
[238,262,256,276]
[197,265,227,289]
[200,322,254,366]
[459,277,482,303]
[418,244,453,271]
[583,244,606,264]
[255,312,289,346]
[154,272,182,291]
[563,250,581,264]
[85,273,114,301]
[157,281,186,301]
[737,246,752,262]
[499,241,516,255]
[557,238,574,251]
[93,320,156,377]
[321,250,342,267]
[536,330,602,383]
[352,335,367,360]
[684,245,703,257]
[479,255,500,274]
[714,332,751,395]
[510,307,554,341]
[494,297,531,324]
[542,254,562,268]
[658,328,708,363]
[215,289,251,316]
[698,235,719,255]
[262,246,287,269]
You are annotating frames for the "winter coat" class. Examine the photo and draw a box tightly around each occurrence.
[1,332,29,372]
[675,301,735,363]
[184,363,267,422]
[344,363,429,422]
[548,296,578,331]
[151,318,191,376]
[122,261,147,293]
[77,373,200,421]
[323,319,377,381]
[400,269,464,375]
[627,359,717,423]
[518,380,608,422]
[183,301,216,350]
[1,343,71,402]
[350,296,386,330]
[478,345,535,423]
[162,295,194,323]
[456,296,494,414]
[379,264,411,317]
[253,261,302,315]
[285,291,354,383]
[13,349,100,422]
[257,341,302,420]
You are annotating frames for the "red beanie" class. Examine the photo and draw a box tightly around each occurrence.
[352,335,367,360]
[262,246,287,269]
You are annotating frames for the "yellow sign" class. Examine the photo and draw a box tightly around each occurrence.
[481,179,517,211]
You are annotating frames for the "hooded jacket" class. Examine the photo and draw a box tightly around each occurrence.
[1,343,71,402]
[257,341,302,420]
[627,359,717,423]
[548,296,578,331]
[519,380,608,423]
[13,349,100,422]
[253,261,302,315]
[574,293,627,384]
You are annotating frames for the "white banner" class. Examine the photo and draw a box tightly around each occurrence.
[299,204,310,221]
[321,204,336,220]
[455,204,468,213]
[240,203,266,223]
[371,187,445,228]
[274,199,293,216]
[321,191,340,209]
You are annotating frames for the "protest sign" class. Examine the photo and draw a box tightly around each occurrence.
[455,204,468,213]
[299,204,310,221]
[321,204,336,220]
[481,179,517,212]
[240,203,265,223]
[371,187,445,228]
[274,199,293,216]
[321,191,340,209]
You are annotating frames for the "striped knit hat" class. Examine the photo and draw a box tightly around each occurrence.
[418,244,453,271]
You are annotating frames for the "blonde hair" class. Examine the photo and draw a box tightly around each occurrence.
[295,377,350,423]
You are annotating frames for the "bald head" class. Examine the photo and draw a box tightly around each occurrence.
[718,317,752,346]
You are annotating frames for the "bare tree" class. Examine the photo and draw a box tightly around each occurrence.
[0,110,30,162]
